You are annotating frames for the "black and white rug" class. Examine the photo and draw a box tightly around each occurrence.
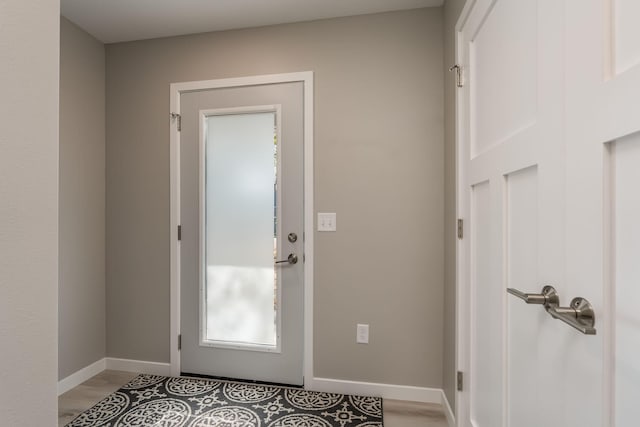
[66,374,383,426]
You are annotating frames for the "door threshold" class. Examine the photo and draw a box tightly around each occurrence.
[180,372,303,389]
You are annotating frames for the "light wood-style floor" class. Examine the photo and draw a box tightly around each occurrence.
[58,370,449,427]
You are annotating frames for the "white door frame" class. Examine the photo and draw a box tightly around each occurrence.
[169,72,314,384]
[454,2,474,424]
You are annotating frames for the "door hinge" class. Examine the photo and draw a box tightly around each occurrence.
[457,218,464,239]
[177,225,182,241]
[171,112,182,131]
[178,334,182,351]
[457,371,463,391]
[449,64,464,88]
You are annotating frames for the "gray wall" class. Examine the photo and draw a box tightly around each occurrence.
[59,17,106,380]
[0,0,59,424]
[443,0,467,410]
[106,8,444,387]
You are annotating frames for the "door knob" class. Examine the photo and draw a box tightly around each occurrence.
[506,285,559,307]
[507,285,597,335]
[275,253,298,265]
[546,297,596,335]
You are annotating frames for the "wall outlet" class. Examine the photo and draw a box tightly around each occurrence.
[356,324,369,344]
[317,212,336,231]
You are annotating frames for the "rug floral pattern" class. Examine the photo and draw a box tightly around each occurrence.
[66,374,383,427]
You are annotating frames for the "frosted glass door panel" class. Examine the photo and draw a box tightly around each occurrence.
[203,111,277,350]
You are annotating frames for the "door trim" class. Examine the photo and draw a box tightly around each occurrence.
[454,1,476,424]
[169,72,314,384]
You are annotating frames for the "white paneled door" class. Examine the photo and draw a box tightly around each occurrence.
[456,1,640,426]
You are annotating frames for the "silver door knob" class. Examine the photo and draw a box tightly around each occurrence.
[546,297,596,335]
[275,253,298,265]
[507,285,559,307]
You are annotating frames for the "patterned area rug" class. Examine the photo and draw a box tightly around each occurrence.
[66,374,383,426]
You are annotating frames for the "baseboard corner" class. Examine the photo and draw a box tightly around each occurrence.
[58,358,107,396]
[441,390,456,427]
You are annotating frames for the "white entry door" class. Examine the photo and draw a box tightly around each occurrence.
[178,79,305,386]
[456,0,640,426]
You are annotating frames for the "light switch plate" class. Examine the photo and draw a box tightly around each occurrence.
[317,212,336,231]
[356,324,369,344]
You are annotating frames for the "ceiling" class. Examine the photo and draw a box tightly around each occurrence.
[61,0,443,44]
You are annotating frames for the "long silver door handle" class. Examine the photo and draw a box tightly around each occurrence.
[507,285,559,307]
[546,297,596,335]
[275,253,298,265]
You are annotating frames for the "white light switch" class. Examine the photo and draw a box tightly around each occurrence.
[317,212,336,231]
[356,324,369,344]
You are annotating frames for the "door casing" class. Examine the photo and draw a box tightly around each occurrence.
[169,72,314,382]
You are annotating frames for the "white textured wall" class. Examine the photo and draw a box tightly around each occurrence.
[0,0,60,424]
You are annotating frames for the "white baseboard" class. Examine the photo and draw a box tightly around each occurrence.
[308,377,443,404]
[441,390,455,427]
[105,357,172,376]
[58,358,106,396]
[57,357,172,396]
